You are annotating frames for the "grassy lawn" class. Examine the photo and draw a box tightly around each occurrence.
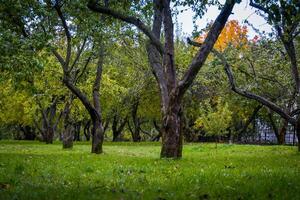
[0,141,299,200]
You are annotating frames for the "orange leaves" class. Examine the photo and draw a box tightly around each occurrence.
[196,20,249,51]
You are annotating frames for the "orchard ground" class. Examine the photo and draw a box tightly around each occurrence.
[0,141,299,200]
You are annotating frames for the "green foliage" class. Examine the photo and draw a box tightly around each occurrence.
[194,98,232,137]
[0,80,37,126]
[0,141,299,199]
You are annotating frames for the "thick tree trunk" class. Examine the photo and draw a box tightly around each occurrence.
[132,130,141,142]
[268,112,279,143]
[103,120,109,136]
[91,40,105,154]
[152,119,162,141]
[112,133,119,142]
[73,122,81,141]
[128,100,141,142]
[45,127,54,144]
[296,120,300,152]
[62,100,73,149]
[112,115,120,142]
[112,115,127,142]
[62,124,73,149]
[91,117,103,154]
[20,125,36,140]
[160,100,183,158]
[278,120,288,145]
[37,98,61,144]
[182,114,197,142]
[84,120,91,141]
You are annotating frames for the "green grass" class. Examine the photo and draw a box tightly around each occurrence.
[0,141,299,200]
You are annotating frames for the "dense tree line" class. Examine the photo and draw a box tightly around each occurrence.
[0,0,299,158]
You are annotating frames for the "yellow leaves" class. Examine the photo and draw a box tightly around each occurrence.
[196,20,249,52]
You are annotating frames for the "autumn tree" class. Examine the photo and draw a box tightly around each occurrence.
[200,0,300,150]
[196,20,248,51]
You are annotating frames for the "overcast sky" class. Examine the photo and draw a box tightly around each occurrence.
[177,0,272,38]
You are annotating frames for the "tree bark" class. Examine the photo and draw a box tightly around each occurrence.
[91,116,103,153]
[19,125,36,140]
[278,120,288,145]
[152,119,162,141]
[296,120,300,152]
[37,97,61,144]
[73,122,81,141]
[84,120,91,141]
[182,114,197,142]
[90,43,105,153]
[61,99,74,149]
[160,98,183,158]
[63,124,73,149]
[112,114,127,142]
[128,100,142,142]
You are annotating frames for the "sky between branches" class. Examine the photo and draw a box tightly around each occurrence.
[177,0,272,38]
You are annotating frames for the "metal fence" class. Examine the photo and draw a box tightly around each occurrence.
[240,118,298,145]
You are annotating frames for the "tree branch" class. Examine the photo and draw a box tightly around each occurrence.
[52,49,66,69]
[225,61,295,123]
[54,2,72,68]
[178,0,235,98]
[188,37,296,124]
[87,0,164,54]
[74,54,93,83]
[162,0,176,90]
[249,0,270,14]
[70,37,88,71]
